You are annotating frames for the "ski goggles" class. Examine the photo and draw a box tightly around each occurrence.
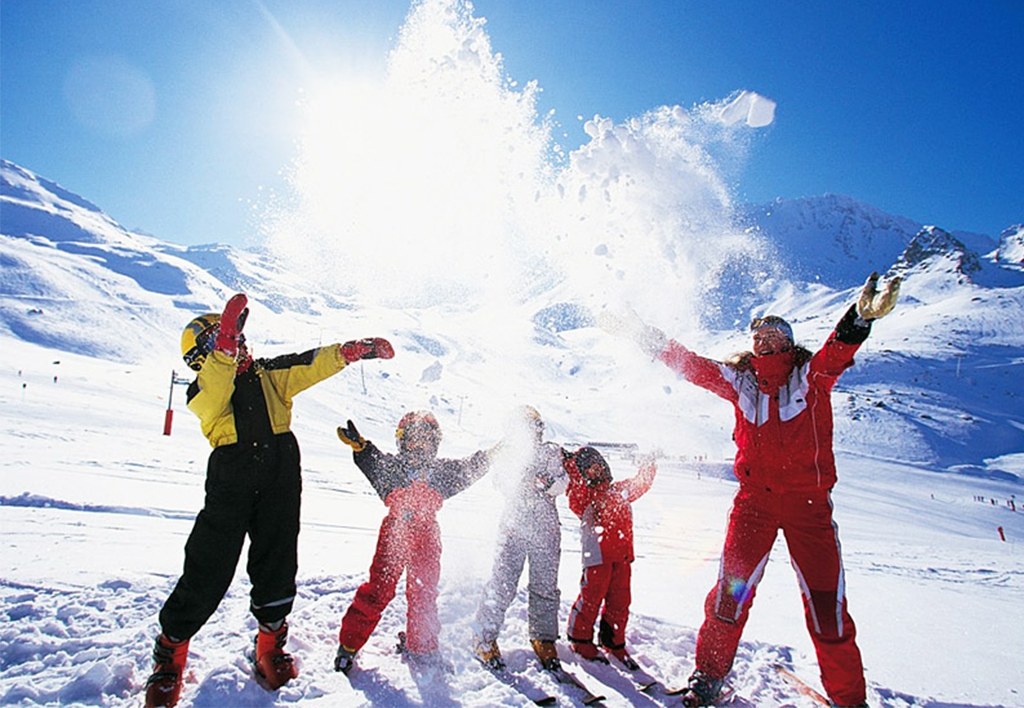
[749,315,793,342]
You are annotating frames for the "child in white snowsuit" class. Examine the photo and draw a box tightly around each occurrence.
[474,406,568,671]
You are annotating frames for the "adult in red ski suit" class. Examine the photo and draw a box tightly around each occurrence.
[333,411,491,671]
[564,446,656,663]
[624,273,899,708]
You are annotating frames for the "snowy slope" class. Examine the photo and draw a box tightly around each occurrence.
[1,316,1021,708]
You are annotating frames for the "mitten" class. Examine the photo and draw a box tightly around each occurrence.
[597,308,667,357]
[214,293,249,357]
[337,420,366,452]
[341,337,395,363]
[856,272,901,321]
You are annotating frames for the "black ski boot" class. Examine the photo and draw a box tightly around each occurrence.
[333,644,357,674]
[681,669,724,706]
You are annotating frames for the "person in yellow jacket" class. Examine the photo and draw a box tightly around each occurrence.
[144,293,394,708]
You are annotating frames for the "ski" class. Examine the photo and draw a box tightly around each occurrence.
[605,653,683,695]
[544,666,605,705]
[772,664,829,706]
[476,659,556,706]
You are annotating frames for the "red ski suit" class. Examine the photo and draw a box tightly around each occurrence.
[565,454,656,650]
[339,441,489,654]
[658,306,869,707]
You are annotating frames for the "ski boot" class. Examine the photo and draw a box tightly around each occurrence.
[569,639,609,664]
[831,703,869,708]
[681,669,724,707]
[530,638,561,671]
[253,621,298,690]
[603,646,640,671]
[474,637,506,671]
[144,634,189,708]
[333,644,357,674]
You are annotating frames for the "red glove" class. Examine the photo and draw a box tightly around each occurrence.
[341,337,394,363]
[214,293,249,357]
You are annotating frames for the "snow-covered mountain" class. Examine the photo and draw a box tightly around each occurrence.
[3,158,1022,475]
[739,193,999,289]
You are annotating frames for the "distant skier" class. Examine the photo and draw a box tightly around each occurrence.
[333,411,492,674]
[143,293,393,708]
[564,445,657,667]
[473,405,569,672]
[603,272,900,707]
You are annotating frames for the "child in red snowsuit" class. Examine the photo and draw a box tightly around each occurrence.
[564,446,656,666]
[333,411,491,672]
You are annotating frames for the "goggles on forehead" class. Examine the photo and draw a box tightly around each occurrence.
[749,315,793,342]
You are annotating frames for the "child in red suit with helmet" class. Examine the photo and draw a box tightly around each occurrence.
[333,411,492,673]
[564,446,656,667]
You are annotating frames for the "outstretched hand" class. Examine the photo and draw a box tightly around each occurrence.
[856,272,901,320]
[341,337,395,363]
[215,293,249,357]
[597,307,667,357]
[337,420,366,452]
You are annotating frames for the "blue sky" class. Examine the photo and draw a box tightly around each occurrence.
[2,0,1021,247]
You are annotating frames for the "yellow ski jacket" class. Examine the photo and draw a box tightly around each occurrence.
[187,345,347,448]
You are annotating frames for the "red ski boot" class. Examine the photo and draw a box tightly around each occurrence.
[144,634,189,708]
[570,640,609,664]
[253,621,299,690]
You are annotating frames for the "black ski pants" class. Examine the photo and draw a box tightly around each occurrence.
[159,432,302,641]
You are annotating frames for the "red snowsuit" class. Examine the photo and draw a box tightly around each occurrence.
[339,440,489,654]
[657,306,869,707]
[565,453,656,650]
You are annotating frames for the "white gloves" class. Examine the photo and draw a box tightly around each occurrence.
[856,272,901,321]
[597,308,667,357]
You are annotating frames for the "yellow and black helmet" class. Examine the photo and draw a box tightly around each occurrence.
[181,313,221,371]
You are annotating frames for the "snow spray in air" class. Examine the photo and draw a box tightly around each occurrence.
[261,0,778,330]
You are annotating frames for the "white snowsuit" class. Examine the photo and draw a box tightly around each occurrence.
[476,441,568,644]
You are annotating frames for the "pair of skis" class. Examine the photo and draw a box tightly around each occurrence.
[479,660,828,707]
[476,658,559,706]
[544,652,687,705]
[475,656,606,705]
[476,655,614,705]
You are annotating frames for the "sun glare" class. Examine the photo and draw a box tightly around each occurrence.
[267,0,553,308]
[262,0,776,326]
